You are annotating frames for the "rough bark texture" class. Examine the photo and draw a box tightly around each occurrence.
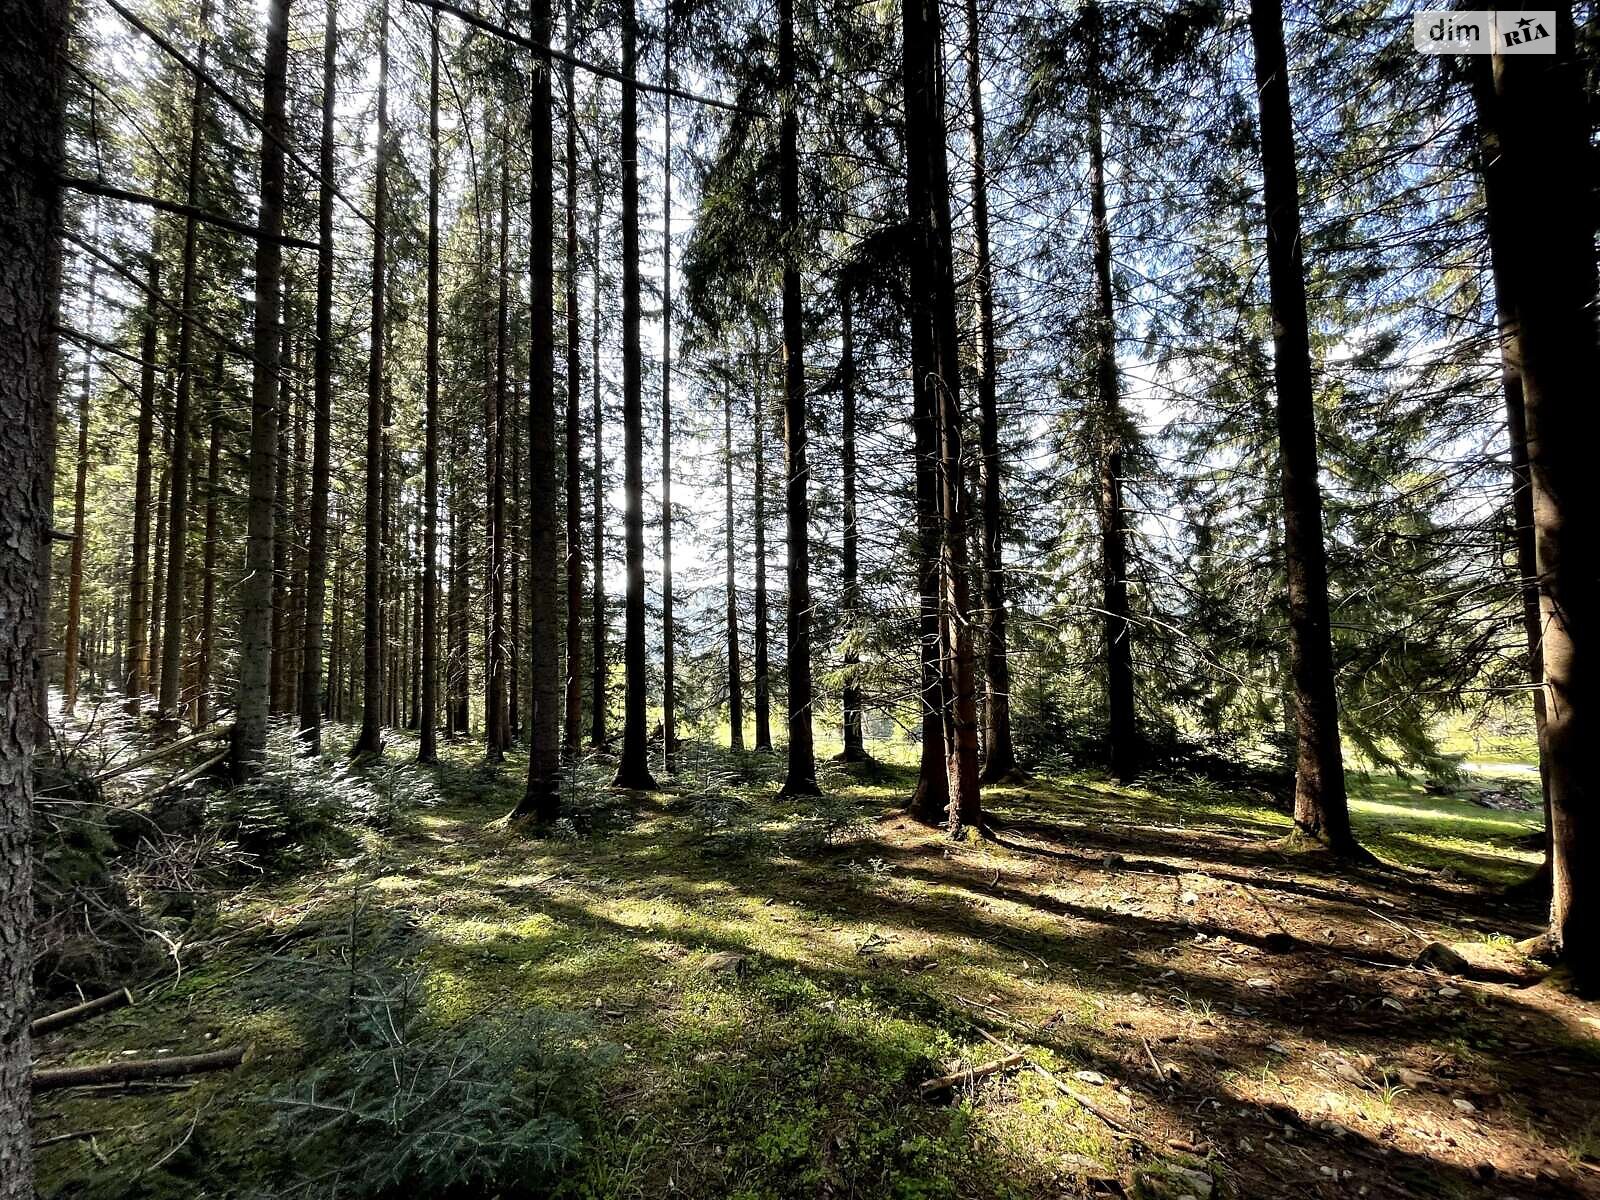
[1482,5,1599,981]
[963,0,1015,784]
[517,0,563,820]
[904,0,978,833]
[777,0,818,797]
[1087,57,1138,782]
[1,0,66,1188]
[354,0,389,759]
[562,0,583,754]
[612,0,656,790]
[1247,0,1355,853]
[301,0,337,755]
[419,13,440,764]
[838,290,866,762]
[198,375,221,730]
[486,134,510,762]
[231,0,291,776]
[725,375,745,750]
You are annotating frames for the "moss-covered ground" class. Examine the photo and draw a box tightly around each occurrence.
[31,729,1600,1199]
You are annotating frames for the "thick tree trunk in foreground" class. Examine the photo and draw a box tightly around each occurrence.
[1247,0,1356,853]
[1482,5,1599,982]
[778,0,818,796]
[908,327,947,824]
[904,0,978,833]
[516,0,562,820]
[1471,55,1551,885]
[419,14,440,763]
[725,375,745,750]
[1087,64,1139,782]
[0,1,67,1186]
[353,0,389,759]
[753,350,772,753]
[612,0,655,790]
[301,0,337,755]
[232,0,292,776]
[562,0,583,754]
[963,0,1015,784]
[838,290,866,762]
[660,35,676,763]
[125,255,160,716]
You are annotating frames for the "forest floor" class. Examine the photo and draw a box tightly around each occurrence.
[31,725,1600,1200]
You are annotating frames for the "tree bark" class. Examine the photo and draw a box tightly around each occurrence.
[354,0,389,758]
[725,373,744,750]
[589,88,607,750]
[300,0,337,755]
[158,0,211,730]
[778,0,818,796]
[903,0,978,834]
[0,1,66,1186]
[125,253,160,716]
[612,0,656,790]
[838,289,866,762]
[516,0,563,820]
[269,319,292,714]
[197,364,221,731]
[562,0,583,755]
[231,0,291,776]
[1247,0,1355,853]
[660,29,676,766]
[753,347,772,752]
[1480,5,1599,982]
[486,126,511,762]
[1086,48,1138,782]
[964,0,1015,783]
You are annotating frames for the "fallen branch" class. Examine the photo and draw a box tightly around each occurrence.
[33,1046,246,1093]
[917,1052,1024,1097]
[30,988,135,1037]
[153,747,229,795]
[972,1028,1140,1138]
[94,724,228,783]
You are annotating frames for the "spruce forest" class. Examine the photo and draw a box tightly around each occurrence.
[4,0,1600,1196]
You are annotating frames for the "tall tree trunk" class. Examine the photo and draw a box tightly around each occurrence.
[516,0,562,819]
[753,347,772,752]
[0,1,67,1186]
[418,14,440,762]
[1247,0,1355,853]
[660,28,676,765]
[270,319,292,713]
[486,130,510,762]
[231,0,291,775]
[300,0,337,754]
[838,289,866,762]
[725,373,745,750]
[903,0,978,833]
[158,0,211,729]
[1086,52,1138,781]
[197,374,221,730]
[964,0,1014,783]
[589,93,607,749]
[149,440,168,702]
[562,0,583,754]
[1480,5,1599,981]
[125,254,160,715]
[353,0,388,758]
[778,0,818,796]
[63,213,100,717]
[613,0,656,790]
